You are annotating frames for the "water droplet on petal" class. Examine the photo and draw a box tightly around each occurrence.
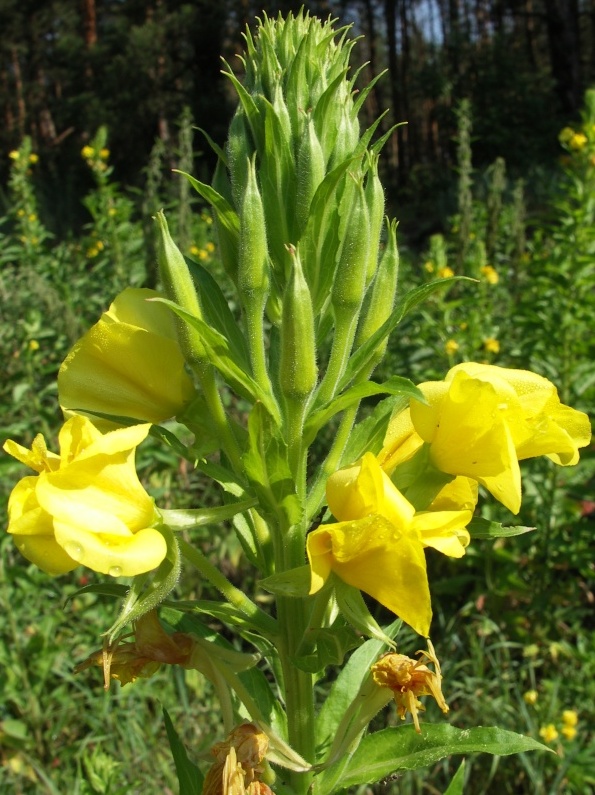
[108,565,122,577]
[63,541,83,561]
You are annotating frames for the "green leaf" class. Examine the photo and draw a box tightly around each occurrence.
[155,297,280,420]
[159,499,257,531]
[334,579,397,646]
[293,621,361,674]
[306,377,424,443]
[163,708,202,795]
[186,258,250,369]
[444,760,466,794]
[242,403,302,531]
[338,278,472,392]
[316,620,401,755]
[259,565,312,598]
[314,725,552,795]
[468,518,535,539]
[175,170,239,241]
[340,395,406,465]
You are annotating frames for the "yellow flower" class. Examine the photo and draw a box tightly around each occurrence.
[424,261,435,273]
[569,132,587,151]
[17,208,26,217]
[539,724,559,744]
[28,340,40,352]
[371,642,448,733]
[437,266,454,279]
[205,241,215,253]
[9,150,19,160]
[28,213,37,222]
[189,244,200,257]
[86,246,99,258]
[81,145,95,159]
[204,724,273,795]
[562,709,578,727]
[523,689,538,705]
[480,265,499,284]
[3,416,165,576]
[108,207,117,217]
[385,363,591,514]
[307,453,472,636]
[561,725,577,741]
[483,337,500,354]
[99,147,110,160]
[75,610,194,687]
[444,339,459,356]
[58,287,196,426]
[29,153,39,164]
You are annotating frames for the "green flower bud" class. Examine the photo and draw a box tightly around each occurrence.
[238,156,269,299]
[355,218,399,364]
[155,210,207,365]
[279,246,318,402]
[331,181,369,313]
[296,114,326,234]
[364,154,385,286]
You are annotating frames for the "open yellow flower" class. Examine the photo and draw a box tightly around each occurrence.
[58,288,195,427]
[307,453,472,636]
[382,363,591,514]
[3,415,165,576]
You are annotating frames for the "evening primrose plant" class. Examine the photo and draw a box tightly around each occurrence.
[3,12,591,794]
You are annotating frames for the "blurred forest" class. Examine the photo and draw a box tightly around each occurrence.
[0,0,592,234]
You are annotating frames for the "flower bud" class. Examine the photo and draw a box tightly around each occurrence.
[331,181,369,313]
[355,218,399,362]
[279,247,318,402]
[363,155,385,286]
[155,210,207,365]
[238,156,269,300]
[295,114,326,234]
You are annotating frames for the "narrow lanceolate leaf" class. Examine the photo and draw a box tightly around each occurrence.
[468,518,535,539]
[444,760,466,795]
[338,277,473,392]
[305,377,424,443]
[153,298,280,421]
[163,708,202,795]
[175,171,240,240]
[313,725,552,795]
[159,499,257,531]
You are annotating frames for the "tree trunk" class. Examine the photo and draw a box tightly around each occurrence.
[543,0,582,113]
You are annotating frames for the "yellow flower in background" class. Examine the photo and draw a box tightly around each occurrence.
[385,363,591,514]
[523,689,538,705]
[28,340,40,352]
[559,127,575,145]
[99,147,110,160]
[205,241,215,253]
[307,453,472,636]
[569,132,587,151]
[9,150,19,160]
[437,266,454,279]
[480,265,499,284]
[423,261,435,273]
[483,337,500,354]
[444,339,459,356]
[58,288,196,427]
[371,642,448,733]
[29,153,39,164]
[562,709,578,727]
[3,416,165,577]
[539,724,559,744]
[81,145,95,159]
[189,244,200,257]
[561,725,577,741]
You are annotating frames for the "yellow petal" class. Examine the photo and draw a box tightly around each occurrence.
[58,288,195,425]
[326,452,385,521]
[12,534,78,575]
[6,476,54,536]
[3,435,60,473]
[379,408,424,474]
[53,522,167,576]
[412,510,472,557]
[307,528,333,593]
[429,477,478,512]
[308,515,432,637]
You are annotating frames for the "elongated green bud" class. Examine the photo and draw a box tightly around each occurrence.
[227,110,252,209]
[364,155,385,286]
[155,210,206,364]
[296,114,326,234]
[280,246,318,402]
[238,156,269,300]
[355,218,399,363]
[331,182,369,313]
